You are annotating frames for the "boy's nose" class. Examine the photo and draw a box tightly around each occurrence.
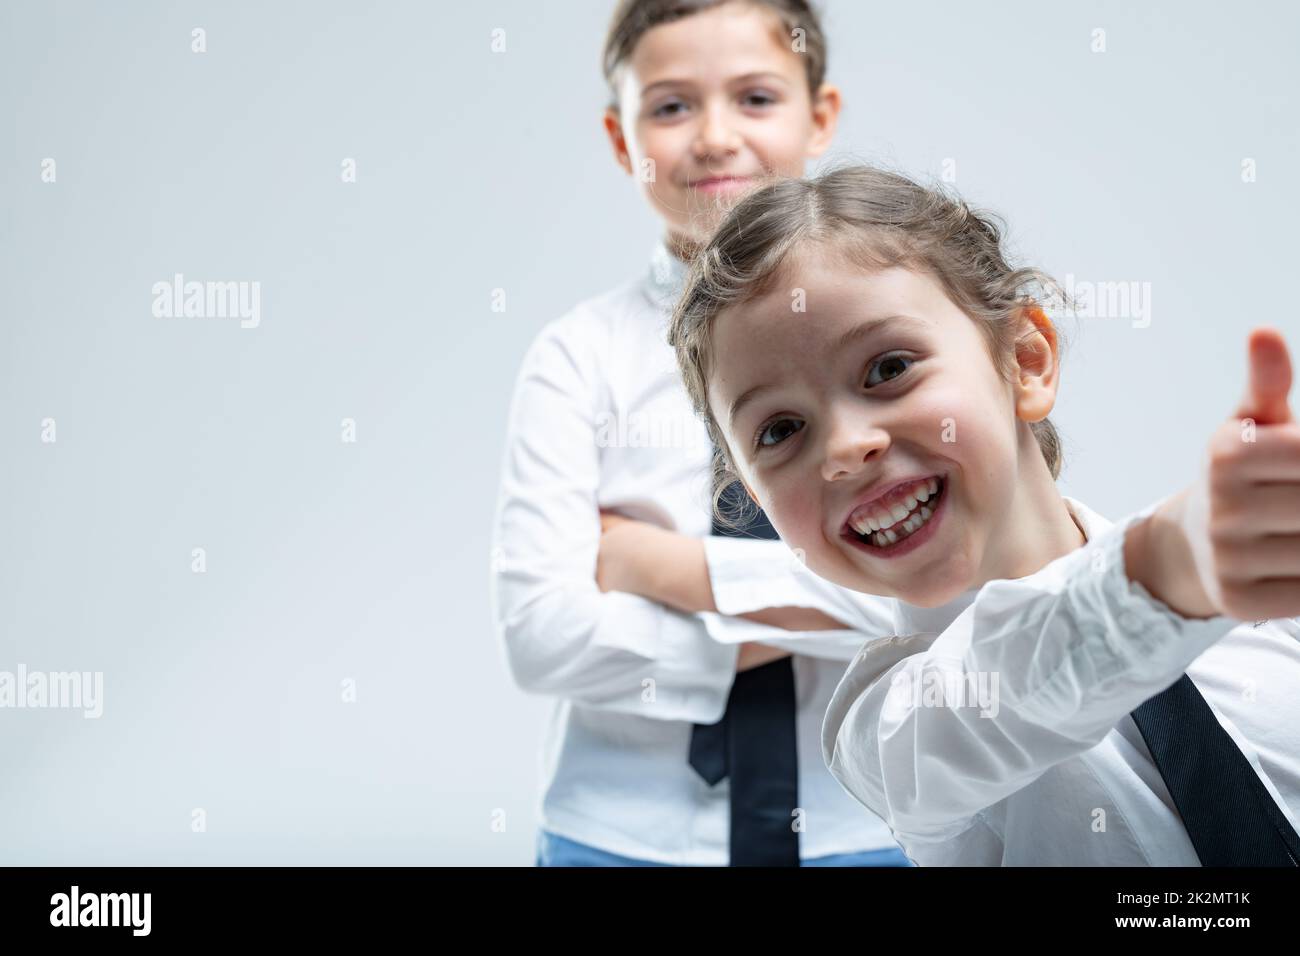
[693,106,740,161]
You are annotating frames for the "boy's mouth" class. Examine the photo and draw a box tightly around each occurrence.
[690,175,753,195]
[841,475,947,555]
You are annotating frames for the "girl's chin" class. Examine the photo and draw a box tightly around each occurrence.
[896,571,978,608]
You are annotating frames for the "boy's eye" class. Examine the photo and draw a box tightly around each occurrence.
[652,99,687,118]
[742,90,776,107]
[865,352,914,387]
[754,417,804,450]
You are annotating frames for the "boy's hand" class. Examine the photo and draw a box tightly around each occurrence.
[736,641,793,672]
[595,509,658,597]
[1137,328,1300,620]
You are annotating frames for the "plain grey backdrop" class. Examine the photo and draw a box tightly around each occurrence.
[1,0,1296,864]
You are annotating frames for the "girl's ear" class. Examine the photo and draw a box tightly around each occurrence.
[603,108,634,176]
[1013,305,1061,424]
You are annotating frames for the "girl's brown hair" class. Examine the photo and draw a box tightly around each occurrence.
[602,0,828,112]
[668,162,1068,528]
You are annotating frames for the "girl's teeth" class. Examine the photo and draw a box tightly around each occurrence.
[863,481,942,547]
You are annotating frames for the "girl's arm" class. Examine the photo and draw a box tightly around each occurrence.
[825,328,1300,839]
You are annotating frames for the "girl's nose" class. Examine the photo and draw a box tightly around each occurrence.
[820,417,890,483]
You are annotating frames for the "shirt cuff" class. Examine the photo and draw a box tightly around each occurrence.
[1075,498,1242,680]
[698,610,868,661]
[591,590,740,723]
[701,534,895,636]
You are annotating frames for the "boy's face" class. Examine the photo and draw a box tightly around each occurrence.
[605,2,839,247]
[706,249,1063,607]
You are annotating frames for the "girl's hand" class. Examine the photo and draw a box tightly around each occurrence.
[1133,328,1300,620]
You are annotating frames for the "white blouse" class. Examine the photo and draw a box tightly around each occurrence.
[822,495,1300,865]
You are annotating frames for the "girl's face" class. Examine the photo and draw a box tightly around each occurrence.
[707,248,1066,607]
[605,2,839,247]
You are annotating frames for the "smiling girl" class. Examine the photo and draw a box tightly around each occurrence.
[613,162,1300,865]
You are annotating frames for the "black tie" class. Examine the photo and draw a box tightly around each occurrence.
[1130,673,1300,866]
[688,466,801,866]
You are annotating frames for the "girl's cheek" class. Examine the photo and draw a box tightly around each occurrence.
[767,487,821,550]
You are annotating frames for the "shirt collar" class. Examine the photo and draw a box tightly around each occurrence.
[643,237,689,310]
[891,495,1108,636]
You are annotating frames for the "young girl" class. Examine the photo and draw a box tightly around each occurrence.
[604,162,1300,865]
[491,1,915,866]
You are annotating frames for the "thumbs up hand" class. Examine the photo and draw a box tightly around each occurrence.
[1140,328,1300,620]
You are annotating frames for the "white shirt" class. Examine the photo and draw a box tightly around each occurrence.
[490,240,903,865]
[822,495,1300,865]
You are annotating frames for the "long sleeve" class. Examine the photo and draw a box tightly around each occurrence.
[489,313,738,724]
[699,534,897,661]
[821,497,1242,840]
[697,611,869,662]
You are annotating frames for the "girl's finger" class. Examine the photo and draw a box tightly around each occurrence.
[1226,423,1300,481]
[1217,534,1300,581]
[1214,483,1300,536]
[1220,577,1300,621]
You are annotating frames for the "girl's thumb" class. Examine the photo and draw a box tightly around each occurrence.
[1236,327,1294,425]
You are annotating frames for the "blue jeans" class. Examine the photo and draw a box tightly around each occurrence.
[535,829,915,867]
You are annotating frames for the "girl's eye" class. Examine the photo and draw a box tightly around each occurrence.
[754,417,804,450]
[652,99,687,118]
[865,352,914,387]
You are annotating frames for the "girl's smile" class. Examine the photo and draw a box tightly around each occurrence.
[840,473,949,558]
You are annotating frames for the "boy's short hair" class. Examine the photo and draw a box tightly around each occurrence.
[602,0,828,111]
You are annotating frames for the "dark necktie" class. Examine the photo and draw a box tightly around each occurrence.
[1130,673,1300,866]
[687,465,801,866]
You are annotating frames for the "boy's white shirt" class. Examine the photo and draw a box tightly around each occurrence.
[490,240,902,864]
[822,494,1300,865]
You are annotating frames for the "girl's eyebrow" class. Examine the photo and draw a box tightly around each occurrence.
[831,314,923,353]
[642,71,789,97]
[726,314,922,429]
